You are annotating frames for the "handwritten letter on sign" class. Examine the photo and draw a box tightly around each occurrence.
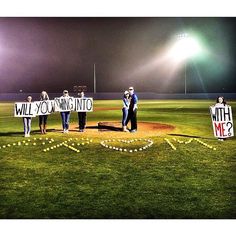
[14,103,36,117]
[34,100,55,115]
[210,104,234,138]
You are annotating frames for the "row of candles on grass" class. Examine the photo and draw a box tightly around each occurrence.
[100,138,154,152]
[164,138,216,150]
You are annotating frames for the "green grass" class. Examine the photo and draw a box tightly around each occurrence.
[0,99,236,219]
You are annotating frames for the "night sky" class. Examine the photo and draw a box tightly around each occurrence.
[0,17,235,93]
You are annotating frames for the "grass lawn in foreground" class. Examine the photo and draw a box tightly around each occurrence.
[0,100,236,218]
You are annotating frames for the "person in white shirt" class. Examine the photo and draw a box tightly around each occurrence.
[60,90,71,133]
[23,95,33,137]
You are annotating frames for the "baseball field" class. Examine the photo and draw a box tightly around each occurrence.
[0,99,235,219]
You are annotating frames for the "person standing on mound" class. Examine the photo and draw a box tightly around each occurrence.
[60,90,71,133]
[125,87,138,133]
[39,91,49,134]
[78,91,87,132]
[122,90,130,132]
[23,95,33,137]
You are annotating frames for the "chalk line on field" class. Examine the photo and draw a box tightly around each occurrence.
[0,116,14,119]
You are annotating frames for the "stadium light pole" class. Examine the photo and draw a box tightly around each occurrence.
[184,60,187,94]
[94,63,96,94]
[169,33,202,94]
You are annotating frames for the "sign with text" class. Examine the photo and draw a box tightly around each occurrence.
[14,98,93,117]
[14,102,36,117]
[210,104,234,138]
[54,97,93,112]
[74,98,93,112]
[54,97,75,112]
[34,100,55,116]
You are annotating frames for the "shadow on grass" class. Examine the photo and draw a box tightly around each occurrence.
[0,129,56,137]
[0,125,124,137]
[168,133,216,140]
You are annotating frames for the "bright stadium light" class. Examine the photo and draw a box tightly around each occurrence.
[168,33,202,94]
[169,33,201,62]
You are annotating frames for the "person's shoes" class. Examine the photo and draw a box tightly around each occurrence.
[40,126,44,134]
[24,134,28,137]
[79,129,84,132]
[65,129,69,133]
[27,133,30,137]
[130,129,137,133]
[43,125,47,134]
[218,138,224,141]
[123,126,129,132]
[63,129,66,133]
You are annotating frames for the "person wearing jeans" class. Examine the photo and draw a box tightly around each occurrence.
[122,90,130,132]
[60,111,70,133]
[60,90,71,133]
[23,95,33,137]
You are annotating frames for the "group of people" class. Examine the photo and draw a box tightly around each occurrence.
[22,91,229,142]
[22,92,50,137]
[22,87,139,137]
[22,90,87,137]
[122,86,138,133]
[60,90,87,133]
[22,92,49,137]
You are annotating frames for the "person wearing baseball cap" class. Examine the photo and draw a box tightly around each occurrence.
[125,86,138,132]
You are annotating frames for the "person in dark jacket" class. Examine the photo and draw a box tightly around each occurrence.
[125,87,138,133]
[78,91,87,132]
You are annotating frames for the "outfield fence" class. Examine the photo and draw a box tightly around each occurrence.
[1,93,236,101]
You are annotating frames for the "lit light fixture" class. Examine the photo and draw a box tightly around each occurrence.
[169,33,202,63]
[167,33,202,94]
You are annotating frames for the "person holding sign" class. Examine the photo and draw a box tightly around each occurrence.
[60,90,71,133]
[210,96,234,141]
[39,91,49,134]
[215,96,227,141]
[216,96,227,106]
[23,95,33,137]
[122,90,130,132]
[125,87,138,133]
[77,91,87,132]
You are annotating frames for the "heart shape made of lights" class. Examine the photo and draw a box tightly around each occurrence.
[100,138,154,153]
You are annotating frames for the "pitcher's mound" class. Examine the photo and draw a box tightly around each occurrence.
[98,121,174,132]
[68,121,175,138]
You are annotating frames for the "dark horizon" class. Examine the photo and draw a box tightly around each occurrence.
[0,17,235,93]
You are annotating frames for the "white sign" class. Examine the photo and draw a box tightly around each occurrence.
[14,98,94,117]
[54,97,75,112]
[210,104,234,138]
[74,98,93,112]
[34,100,55,115]
[14,102,36,117]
